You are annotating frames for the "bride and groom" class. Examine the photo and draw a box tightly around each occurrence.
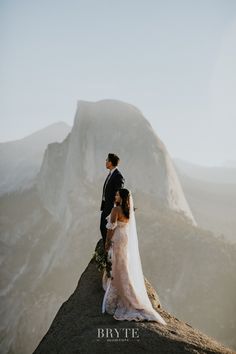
[100,153,167,324]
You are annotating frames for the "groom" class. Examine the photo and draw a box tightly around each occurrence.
[100,153,125,248]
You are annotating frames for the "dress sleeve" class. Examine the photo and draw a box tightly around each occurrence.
[106,208,118,230]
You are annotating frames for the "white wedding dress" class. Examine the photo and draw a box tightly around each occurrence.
[101,194,167,325]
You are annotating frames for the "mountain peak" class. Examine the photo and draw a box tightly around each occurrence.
[37,99,197,225]
[33,240,233,354]
[77,98,143,112]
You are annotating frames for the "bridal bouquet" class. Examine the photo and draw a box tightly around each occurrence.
[92,242,112,278]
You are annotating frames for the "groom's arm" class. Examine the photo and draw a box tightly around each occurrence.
[115,174,125,189]
[112,173,125,198]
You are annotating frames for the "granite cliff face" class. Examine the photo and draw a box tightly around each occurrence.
[33,240,234,354]
[0,122,70,196]
[37,99,197,226]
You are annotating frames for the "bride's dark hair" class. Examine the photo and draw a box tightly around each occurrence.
[117,188,130,219]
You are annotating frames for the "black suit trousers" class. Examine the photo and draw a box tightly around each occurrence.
[100,210,109,247]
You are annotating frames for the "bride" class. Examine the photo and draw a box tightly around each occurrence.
[101,188,167,324]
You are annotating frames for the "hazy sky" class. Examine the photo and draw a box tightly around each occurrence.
[1,0,236,166]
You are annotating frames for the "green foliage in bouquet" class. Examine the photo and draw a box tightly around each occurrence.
[92,240,113,278]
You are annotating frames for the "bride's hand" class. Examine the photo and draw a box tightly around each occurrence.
[105,241,110,252]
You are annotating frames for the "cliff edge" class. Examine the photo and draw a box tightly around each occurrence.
[33,240,234,354]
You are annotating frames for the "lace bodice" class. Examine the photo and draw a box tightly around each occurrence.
[106,213,128,230]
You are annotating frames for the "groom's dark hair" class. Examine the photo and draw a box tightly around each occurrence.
[108,153,120,166]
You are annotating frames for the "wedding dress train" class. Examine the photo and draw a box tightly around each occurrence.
[101,202,167,325]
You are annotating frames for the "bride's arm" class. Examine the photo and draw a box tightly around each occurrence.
[105,207,118,251]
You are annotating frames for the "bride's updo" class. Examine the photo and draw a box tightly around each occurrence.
[117,188,130,219]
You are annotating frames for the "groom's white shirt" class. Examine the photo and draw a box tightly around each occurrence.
[109,166,117,176]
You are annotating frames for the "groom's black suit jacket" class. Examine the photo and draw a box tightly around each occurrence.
[100,168,125,216]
